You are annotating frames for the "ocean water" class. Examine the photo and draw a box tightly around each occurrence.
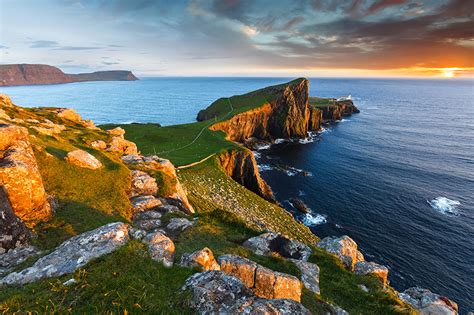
[1,77,473,312]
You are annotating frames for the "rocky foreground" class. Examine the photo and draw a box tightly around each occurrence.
[0,64,138,86]
[0,83,460,314]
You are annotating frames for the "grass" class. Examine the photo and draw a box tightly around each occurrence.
[0,241,194,314]
[309,97,354,109]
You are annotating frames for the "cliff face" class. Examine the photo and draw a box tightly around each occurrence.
[210,79,311,142]
[0,64,138,86]
[218,149,274,202]
[320,101,360,121]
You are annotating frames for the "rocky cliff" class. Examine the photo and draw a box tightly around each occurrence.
[319,100,360,121]
[208,78,311,142]
[218,149,274,202]
[0,64,138,86]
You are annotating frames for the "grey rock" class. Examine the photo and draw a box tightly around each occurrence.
[399,287,458,315]
[358,284,369,292]
[144,231,175,267]
[289,258,320,295]
[0,245,39,276]
[132,210,162,221]
[165,217,194,236]
[65,149,102,170]
[0,222,129,285]
[135,219,162,231]
[317,235,364,271]
[128,227,147,240]
[229,296,311,314]
[243,232,312,261]
[130,195,163,213]
[354,261,389,287]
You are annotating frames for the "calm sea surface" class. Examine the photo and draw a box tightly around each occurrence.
[1,77,473,312]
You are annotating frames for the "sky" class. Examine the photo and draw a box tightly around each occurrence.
[0,0,473,78]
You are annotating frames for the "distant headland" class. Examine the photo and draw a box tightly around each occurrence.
[0,64,138,86]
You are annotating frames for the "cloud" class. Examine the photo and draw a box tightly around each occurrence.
[102,61,120,65]
[366,0,407,15]
[53,46,103,50]
[30,40,59,48]
[0,45,9,49]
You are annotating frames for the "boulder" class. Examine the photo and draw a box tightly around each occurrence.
[133,210,162,221]
[121,154,194,214]
[135,219,162,231]
[183,271,253,314]
[217,254,302,302]
[55,108,82,122]
[179,247,220,271]
[107,136,138,155]
[0,185,31,254]
[354,261,389,287]
[65,149,103,170]
[107,127,125,137]
[165,217,194,236]
[144,231,175,267]
[218,254,257,288]
[0,124,51,224]
[289,197,310,213]
[90,140,107,150]
[0,245,39,277]
[130,170,158,197]
[0,94,13,107]
[228,296,311,315]
[289,258,320,295]
[0,222,129,285]
[183,270,309,315]
[130,195,163,213]
[317,235,364,271]
[243,232,312,261]
[399,287,458,315]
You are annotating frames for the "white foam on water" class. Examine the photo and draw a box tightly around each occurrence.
[255,144,271,150]
[285,170,298,176]
[253,151,261,159]
[274,138,286,144]
[298,137,315,144]
[302,213,327,226]
[258,164,273,172]
[427,197,460,216]
[340,119,348,122]
[298,190,306,196]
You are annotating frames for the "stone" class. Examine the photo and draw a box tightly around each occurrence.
[358,284,369,292]
[107,136,138,155]
[0,185,31,254]
[135,219,162,231]
[121,154,194,214]
[229,296,311,315]
[144,231,175,267]
[0,222,129,285]
[0,124,51,224]
[90,140,107,150]
[130,170,158,197]
[399,287,458,315]
[0,94,13,107]
[354,261,389,287]
[65,149,102,170]
[289,258,320,295]
[179,247,220,271]
[165,218,194,235]
[218,254,257,288]
[317,235,364,271]
[128,227,147,240]
[243,232,312,261]
[63,278,76,286]
[107,127,125,137]
[130,195,163,213]
[31,119,66,136]
[0,246,39,277]
[55,108,82,122]
[183,271,253,314]
[217,254,302,302]
[132,210,162,221]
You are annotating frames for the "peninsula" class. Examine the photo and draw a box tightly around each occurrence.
[0,64,138,86]
[0,79,458,314]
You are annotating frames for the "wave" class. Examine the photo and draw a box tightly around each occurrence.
[257,164,273,172]
[274,138,286,144]
[255,143,271,150]
[302,213,327,226]
[427,197,460,216]
[252,151,261,159]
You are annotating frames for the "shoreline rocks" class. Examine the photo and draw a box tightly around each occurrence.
[317,235,364,271]
[399,287,458,315]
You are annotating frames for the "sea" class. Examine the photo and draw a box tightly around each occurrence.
[1,77,473,312]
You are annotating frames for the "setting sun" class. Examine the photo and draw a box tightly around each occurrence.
[442,68,456,78]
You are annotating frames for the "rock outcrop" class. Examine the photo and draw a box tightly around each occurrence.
[0,123,51,225]
[0,222,129,285]
[65,149,103,170]
[183,271,310,314]
[217,254,302,302]
[317,235,364,271]
[0,185,31,254]
[289,258,320,295]
[354,261,389,287]
[130,170,158,197]
[320,100,360,121]
[180,247,221,271]
[121,154,194,214]
[243,232,312,261]
[399,287,458,315]
[218,149,274,202]
[0,64,137,86]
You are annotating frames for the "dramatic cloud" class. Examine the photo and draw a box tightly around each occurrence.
[1,0,472,76]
